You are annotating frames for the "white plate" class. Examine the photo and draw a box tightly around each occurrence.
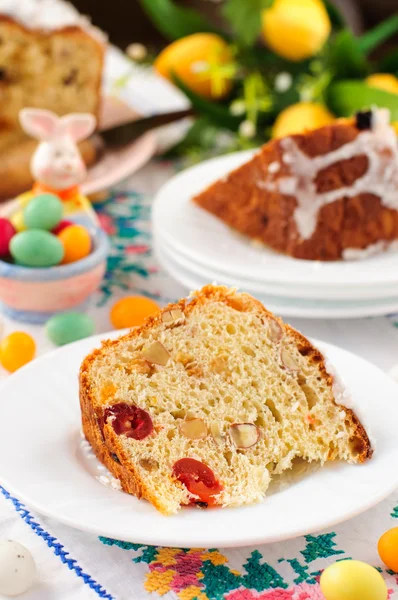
[155,228,398,301]
[155,239,398,319]
[153,151,398,288]
[0,333,397,548]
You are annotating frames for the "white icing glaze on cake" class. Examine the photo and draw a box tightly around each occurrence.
[342,239,398,261]
[257,109,398,240]
[0,0,106,41]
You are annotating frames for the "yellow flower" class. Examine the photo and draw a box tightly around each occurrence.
[154,33,234,99]
[272,101,335,138]
[366,74,398,134]
[366,73,398,95]
[262,0,331,62]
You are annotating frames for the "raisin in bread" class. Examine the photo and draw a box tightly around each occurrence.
[194,109,398,261]
[80,285,372,515]
[0,0,105,153]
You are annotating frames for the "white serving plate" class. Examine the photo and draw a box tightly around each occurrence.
[0,333,397,548]
[153,151,398,289]
[155,239,398,319]
[154,227,398,301]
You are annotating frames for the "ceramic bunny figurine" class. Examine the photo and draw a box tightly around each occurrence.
[16,108,97,219]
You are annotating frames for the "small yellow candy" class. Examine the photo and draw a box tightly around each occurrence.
[0,332,36,373]
[378,527,398,572]
[272,102,335,138]
[262,0,331,62]
[320,559,387,600]
[10,210,26,232]
[110,296,160,329]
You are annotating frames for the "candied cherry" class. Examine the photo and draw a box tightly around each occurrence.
[173,458,223,506]
[103,403,153,440]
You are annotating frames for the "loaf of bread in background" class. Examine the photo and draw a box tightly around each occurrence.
[0,15,104,152]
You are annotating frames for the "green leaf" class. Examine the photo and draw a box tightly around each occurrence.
[327,80,398,120]
[222,0,273,46]
[323,0,346,29]
[139,0,219,41]
[327,29,369,78]
[358,14,398,56]
[378,48,398,75]
[173,74,242,130]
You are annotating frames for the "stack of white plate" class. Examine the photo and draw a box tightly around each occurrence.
[153,151,398,319]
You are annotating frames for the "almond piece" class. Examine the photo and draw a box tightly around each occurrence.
[161,308,185,325]
[139,457,159,471]
[180,418,208,440]
[268,319,283,343]
[210,421,225,446]
[229,423,260,449]
[280,348,300,372]
[142,341,170,366]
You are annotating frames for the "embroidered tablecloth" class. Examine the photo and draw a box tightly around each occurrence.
[1,159,398,600]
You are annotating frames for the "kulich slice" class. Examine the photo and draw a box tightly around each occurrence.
[80,285,372,515]
[194,110,398,261]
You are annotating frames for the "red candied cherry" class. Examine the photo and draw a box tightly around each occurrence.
[103,403,153,440]
[173,458,223,506]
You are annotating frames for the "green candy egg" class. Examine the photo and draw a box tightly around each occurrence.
[24,194,63,231]
[10,230,64,267]
[46,312,95,346]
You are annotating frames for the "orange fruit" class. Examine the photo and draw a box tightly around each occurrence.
[58,225,91,265]
[0,332,36,372]
[110,296,160,329]
[154,33,233,99]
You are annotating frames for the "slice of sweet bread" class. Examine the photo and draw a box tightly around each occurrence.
[80,285,372,515]
[193,109,398,261]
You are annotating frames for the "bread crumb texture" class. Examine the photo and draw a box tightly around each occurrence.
[80,285,372,515]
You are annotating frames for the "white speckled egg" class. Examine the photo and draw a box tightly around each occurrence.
[0,540,36,596]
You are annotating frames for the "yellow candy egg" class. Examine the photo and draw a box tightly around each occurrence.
[110,296,160,329]
[320,560,387,600]
[10,210,26,232]
[154,33,233,100]
[272,102,335,138]
[0,332,36,373]
[366,73,398,95]
[58,224,91,265]
[378,527,398,572]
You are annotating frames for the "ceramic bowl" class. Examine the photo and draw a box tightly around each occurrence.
[0,222,109,324]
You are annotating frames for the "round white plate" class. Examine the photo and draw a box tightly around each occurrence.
[155,239,398,319]
[0,333,397,548]
[155,228,398,301]
[153,151,398,288]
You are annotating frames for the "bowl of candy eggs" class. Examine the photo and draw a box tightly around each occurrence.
[0,193,108,324]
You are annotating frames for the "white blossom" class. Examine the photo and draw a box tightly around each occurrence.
[274,72,293,93]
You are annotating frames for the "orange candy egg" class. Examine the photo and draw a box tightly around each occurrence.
[378,527,398,572]
[110,296,160,329]
[0,332,36,373]
[58,225,91,265]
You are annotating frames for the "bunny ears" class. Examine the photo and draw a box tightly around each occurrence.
[19,108,97,143]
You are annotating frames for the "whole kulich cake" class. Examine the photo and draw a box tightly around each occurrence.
[0,0,105,153]
[194,109,398,261]
[80,285,371,515]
